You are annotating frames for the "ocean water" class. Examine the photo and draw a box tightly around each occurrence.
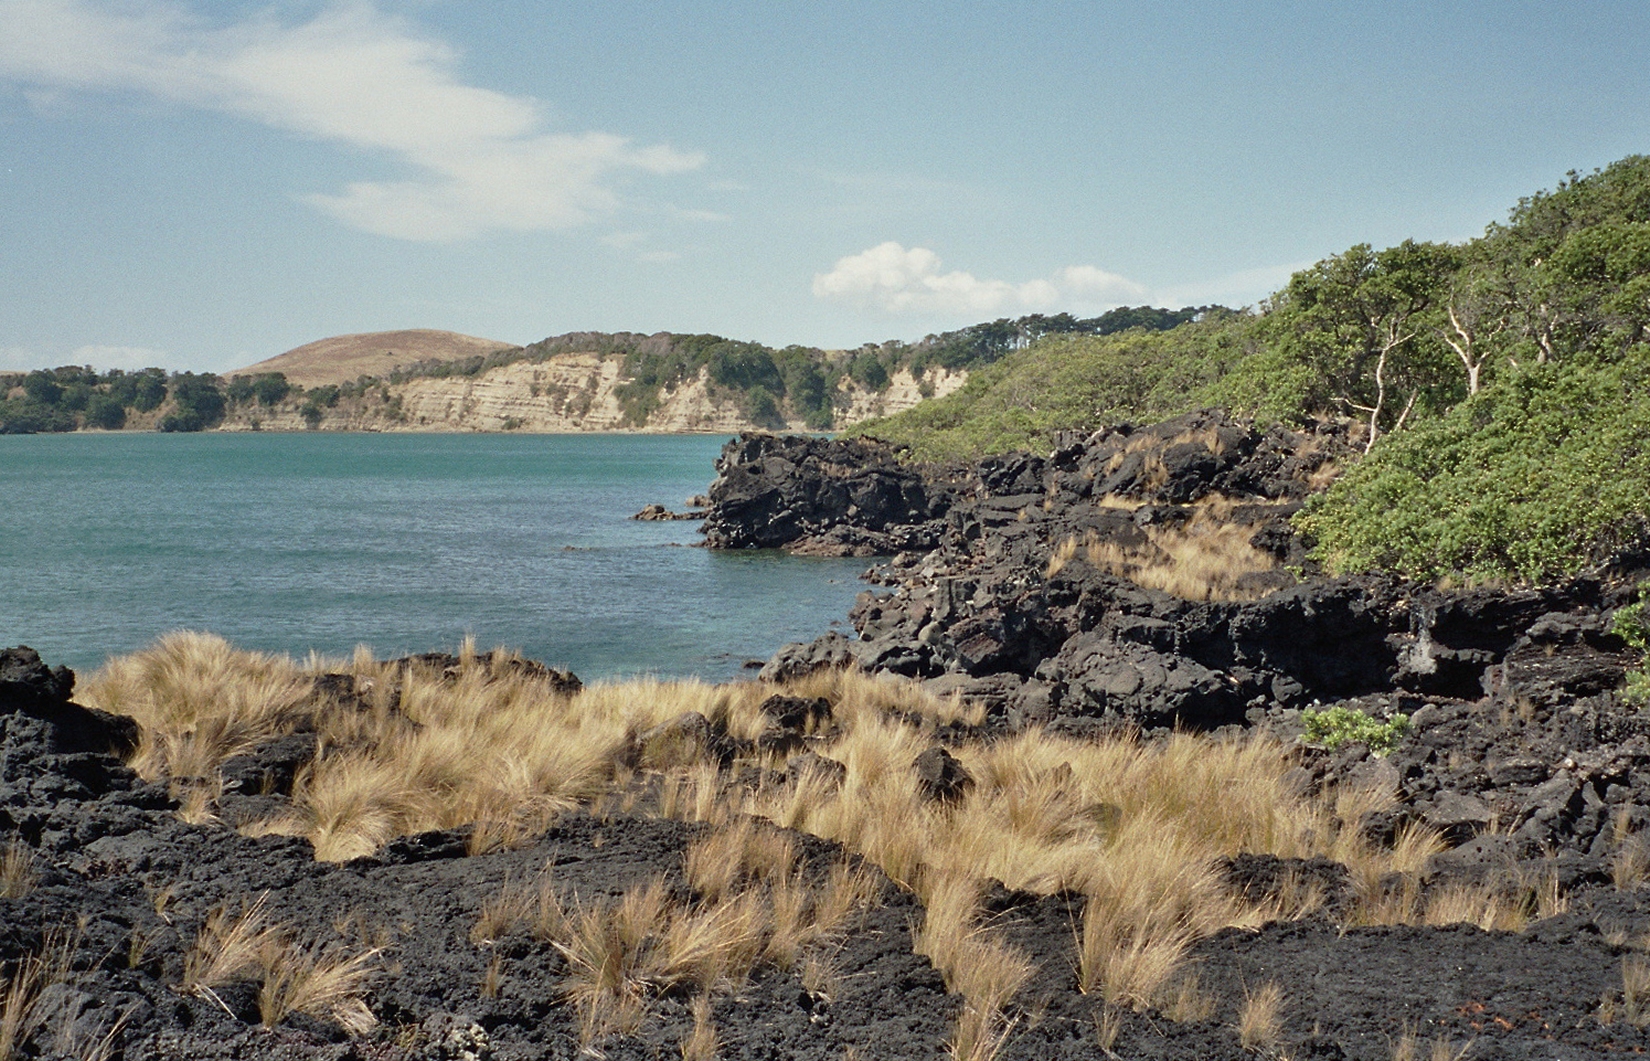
[0,432,871,682]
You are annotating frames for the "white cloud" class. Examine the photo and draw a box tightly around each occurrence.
[0,1,704,241]
[812,242,1148,316]
[813,243,1314,318]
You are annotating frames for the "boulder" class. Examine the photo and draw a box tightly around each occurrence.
[760,632,860,683]
[913,747,973,803]
[0,646,139,762]
[700,433,955,551]
[1042,632,1244,730]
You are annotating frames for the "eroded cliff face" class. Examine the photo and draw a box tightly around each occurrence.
[218,354,967,433]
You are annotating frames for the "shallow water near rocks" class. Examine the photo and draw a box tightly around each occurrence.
[0,432,869,680]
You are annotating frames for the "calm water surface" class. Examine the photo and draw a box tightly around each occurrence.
[0,433,869,681]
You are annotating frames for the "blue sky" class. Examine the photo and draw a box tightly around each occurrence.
[3,0,1649,373]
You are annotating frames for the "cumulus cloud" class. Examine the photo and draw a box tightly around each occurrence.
[0,1,703,240]
[812,243,1150,316]
[814,243,1318,317]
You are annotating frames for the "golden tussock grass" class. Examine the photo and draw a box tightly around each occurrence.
[1390,1026,1474,1061]
[1600,954,1650,1027]
[474,823,881,1049]
[0,839,36,900]
[1236,980,1284,1053]
[1074,510,1282,601]
[80,632,311,787]
[0,928,75,1061]
[92,632,1501,1052]
[180,891,379,1031]
[681,994,720,1061]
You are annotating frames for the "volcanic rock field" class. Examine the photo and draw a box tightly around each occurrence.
[5,415,1650,1060]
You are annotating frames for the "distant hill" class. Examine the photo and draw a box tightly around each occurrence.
[229,329,519,388]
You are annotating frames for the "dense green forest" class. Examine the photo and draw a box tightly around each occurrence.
[0,305,1204,435]
[854,156,1650,584]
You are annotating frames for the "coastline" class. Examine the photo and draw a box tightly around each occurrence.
[3,420,1649,1059]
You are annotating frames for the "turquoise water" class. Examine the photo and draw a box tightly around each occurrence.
[0,433,869,681]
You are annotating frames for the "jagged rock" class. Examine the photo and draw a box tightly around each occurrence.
[1043,632,1244,730]
[220,733,319,797]
[758,695,832,732]
[760,631,860,683]
[912,746,973,802]
[1422,790,1494,844]
[0,646,139,763]
[786,751,848,788]
[632,502,702,521]
[700,433,955,551]
[390,651,583,696]
[1483,611,1633,707]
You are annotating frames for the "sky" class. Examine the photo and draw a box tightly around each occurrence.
[3,1,1650,374]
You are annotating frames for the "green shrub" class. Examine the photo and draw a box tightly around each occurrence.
[84,393,127,430]
[1300,707,1412,756]
[1613,586,1650,705]
[849,315,1255,459]
[159,373,226,432]
[1296,356,1650,583]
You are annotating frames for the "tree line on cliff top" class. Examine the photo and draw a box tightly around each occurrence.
[0,305,1202,436]
[854,155,1650,584]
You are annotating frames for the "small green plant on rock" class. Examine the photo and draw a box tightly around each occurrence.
[1611,586,1650,706]
[1301,707,1411,756]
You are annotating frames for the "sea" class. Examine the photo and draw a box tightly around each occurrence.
[0,432,873,682]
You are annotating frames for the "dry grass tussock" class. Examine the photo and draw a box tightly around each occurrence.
[471,822,879,1048]
[1048,508,1281,601]
[1237,980,1284,1053]
[93,633,1505,1049]
[749,722,1444,1017]
[0,839,36,900]
[180,892,378,1032]
[95,635,983,861]
[80,631,312,787]
[1389,1026,1475,1061]
[1,925,135,1061]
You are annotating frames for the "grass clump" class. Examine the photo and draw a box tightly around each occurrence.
[180,892,379,1032]
[0,840,36,900]
[89,632,1504,1055]
[1301,707,1411,756]
[1056,503,1286,602]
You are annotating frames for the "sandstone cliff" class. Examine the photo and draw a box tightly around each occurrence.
[219,354,965,434]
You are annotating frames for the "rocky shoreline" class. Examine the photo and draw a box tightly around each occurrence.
[5,414,1650,1059]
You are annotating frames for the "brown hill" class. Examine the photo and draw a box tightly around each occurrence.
[229,329,519,388]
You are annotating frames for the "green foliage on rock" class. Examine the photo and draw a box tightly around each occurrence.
[850,313,1255,460]
[1300,707,1412,756]
[226,372,292,407]
[1612,586,1650,705]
